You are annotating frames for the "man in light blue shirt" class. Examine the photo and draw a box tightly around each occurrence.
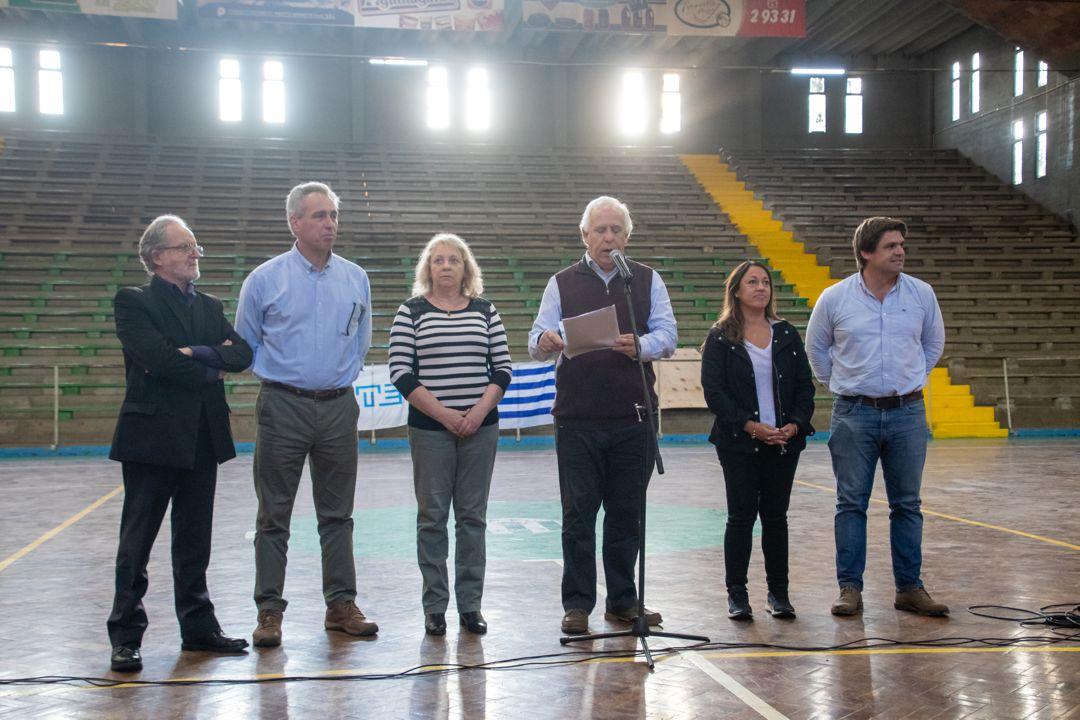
[528,196,676,635]
[806,216,949,619]
[235,182,378,647]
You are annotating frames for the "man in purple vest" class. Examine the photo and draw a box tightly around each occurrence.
[529,196,678,635]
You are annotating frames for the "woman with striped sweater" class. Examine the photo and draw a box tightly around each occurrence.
[389,233,513,637]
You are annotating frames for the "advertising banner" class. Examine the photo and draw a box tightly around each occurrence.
[520,0,803,37]
[195,0,504,29]
[5,0,177,19]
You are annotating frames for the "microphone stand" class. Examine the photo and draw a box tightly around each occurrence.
[560,257,709,669]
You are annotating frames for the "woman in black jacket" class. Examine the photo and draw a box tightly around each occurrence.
[701,260,815,621]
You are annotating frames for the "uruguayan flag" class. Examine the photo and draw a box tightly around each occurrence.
[497,361,556,429]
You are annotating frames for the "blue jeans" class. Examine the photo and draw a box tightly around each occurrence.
[828,397,929,592]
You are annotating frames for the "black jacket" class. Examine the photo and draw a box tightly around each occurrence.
[701,319,815,454]
[109,276,253,469]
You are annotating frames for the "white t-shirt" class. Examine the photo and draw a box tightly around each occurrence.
[743,337,776,428]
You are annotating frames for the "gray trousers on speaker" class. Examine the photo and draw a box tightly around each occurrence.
[253,386,360,612]
[408,423,498,614]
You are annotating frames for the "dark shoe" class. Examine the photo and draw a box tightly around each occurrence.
[831,586,863,616]
[181,630,249,653]
[604,606,662,626]
[110,645,142,673]
[460,611,488,635]
[727,589,753,621]
[895,587,949,617]
[325,599,379,637]
[253,608,283,648]
[561,608,589,634]
[766,591,796,619]
[425,612,447,636]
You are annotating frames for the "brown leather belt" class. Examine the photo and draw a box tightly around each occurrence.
[838,389,923,410]
[262,381,351,401]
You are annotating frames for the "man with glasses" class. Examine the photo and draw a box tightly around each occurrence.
[235,182,376,647]
[107,215,253,672]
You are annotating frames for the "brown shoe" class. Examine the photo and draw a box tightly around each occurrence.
[830,586,863,616]
[561,608,589,634]
[895,587,949,617]
[604,606,663,626]
[253,609,283,648]
[325,599,379,637]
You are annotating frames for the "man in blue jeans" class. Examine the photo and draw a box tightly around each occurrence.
[805,216,949,617]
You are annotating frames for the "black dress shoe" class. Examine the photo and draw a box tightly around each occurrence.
[110,645,142,673]
[459,611,488,635]
[766,591,796,619]
[181,630,250,653]
[727,589,753,621]
[425,612,447,636]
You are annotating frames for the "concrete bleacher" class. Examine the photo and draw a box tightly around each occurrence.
[724,147,1080,429]
[0,133,801,446]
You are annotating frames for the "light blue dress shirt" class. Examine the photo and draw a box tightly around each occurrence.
[805,272,945,397]
[528,253,677,363]
[235,244,372,391]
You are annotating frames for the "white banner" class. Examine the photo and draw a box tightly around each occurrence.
[353,362,557,432]
[353,364,408,431]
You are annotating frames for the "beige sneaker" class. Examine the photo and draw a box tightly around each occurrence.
[253,609,283,648]
[325,599,379,637]
[895,587,949,617]
[830,586,863,616]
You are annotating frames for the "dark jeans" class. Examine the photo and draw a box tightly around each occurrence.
[717,448,800,593]
[107,413,221,649]
[556,422,655,614]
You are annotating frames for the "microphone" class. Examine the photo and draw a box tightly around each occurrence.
[609,249,634,281]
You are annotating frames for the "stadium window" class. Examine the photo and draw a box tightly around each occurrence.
[808,76,826,133]
[620,70,646,136]
[845,77,862,135]
[1014,48,1024,97]
[464,67,489,132]
[971,52,980,114]
[1036,111,1047,179]
[426,66,449,130]
[950,61,960,122]
[0,47,13,113]
[1012,119,1024,186]
[38,49,63,116]
[660,72,680,134]
[1037,60,1048,88]
[219,58,242,123]
[262,60,285,124]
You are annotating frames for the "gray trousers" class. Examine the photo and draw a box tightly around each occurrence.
[253,386,360,611]
[408,423,498,614]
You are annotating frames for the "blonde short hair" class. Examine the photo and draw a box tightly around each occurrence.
[412,233,484,299]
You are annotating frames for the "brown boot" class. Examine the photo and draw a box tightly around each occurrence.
[253,609,283,648]
[895,587,949,617]
[830,586,863,616]
[325,599,379,637]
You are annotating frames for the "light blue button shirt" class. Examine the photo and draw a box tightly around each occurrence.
[235,244,372,391]
[528,253,677,362]
[805,272,945,397]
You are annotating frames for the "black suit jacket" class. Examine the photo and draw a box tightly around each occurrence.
[109,275,253,469]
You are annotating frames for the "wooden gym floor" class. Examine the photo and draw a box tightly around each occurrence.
[0,438,1077,719]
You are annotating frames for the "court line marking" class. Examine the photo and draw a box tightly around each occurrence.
[793,479,1080,552]
[0,484,123,574]
[680,651,790,719]
[684,456,1079,551]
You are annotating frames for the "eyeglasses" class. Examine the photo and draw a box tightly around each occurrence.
[159,243,205,257]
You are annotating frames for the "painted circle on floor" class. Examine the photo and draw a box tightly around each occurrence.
[291,501,739,560]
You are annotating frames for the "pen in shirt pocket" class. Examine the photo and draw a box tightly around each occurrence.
[343,302,357,336]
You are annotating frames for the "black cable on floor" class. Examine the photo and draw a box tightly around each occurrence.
[2,602,1077,688]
